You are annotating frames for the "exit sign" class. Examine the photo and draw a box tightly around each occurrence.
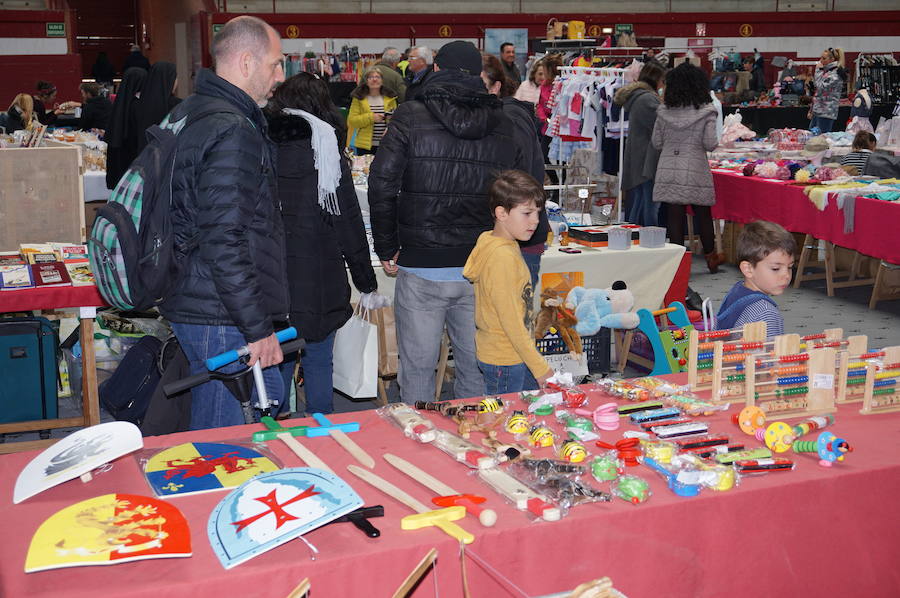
[46,22,65,37]
[212,24,224,34]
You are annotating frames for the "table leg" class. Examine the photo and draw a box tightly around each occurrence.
[869,262,885,310]
[79,306,100,427]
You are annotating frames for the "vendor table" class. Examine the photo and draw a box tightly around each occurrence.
[358,244,686,313]
[722,103,894,134]
[0,286,105,454]
[711,170,900,264]
[0,379,898,598]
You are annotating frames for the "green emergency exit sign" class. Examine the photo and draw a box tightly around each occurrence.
[213,24,224,34]
[46,22,66,37]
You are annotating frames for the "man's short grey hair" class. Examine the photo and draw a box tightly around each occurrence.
[381,47,402,65]
[211,15,273,65]
[412,46,433,65]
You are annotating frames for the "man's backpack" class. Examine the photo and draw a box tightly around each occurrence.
[89,104,238,311]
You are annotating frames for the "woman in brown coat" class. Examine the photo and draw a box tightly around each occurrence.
[651,62,724,273]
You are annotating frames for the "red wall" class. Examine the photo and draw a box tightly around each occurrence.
[0,9,81,109]
[207,10,900,42]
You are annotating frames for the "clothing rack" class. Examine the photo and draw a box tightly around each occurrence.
[556,65,628,222]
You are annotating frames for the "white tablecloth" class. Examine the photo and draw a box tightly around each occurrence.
[353,243,685,312]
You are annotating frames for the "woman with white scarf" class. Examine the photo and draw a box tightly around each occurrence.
[265,73,378,415]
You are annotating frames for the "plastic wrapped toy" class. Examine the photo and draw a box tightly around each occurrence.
[611,475,651,504]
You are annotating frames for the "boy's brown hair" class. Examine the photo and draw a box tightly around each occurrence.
[488,170,545,218]
[737,220,797,266]
[851,131,876,151]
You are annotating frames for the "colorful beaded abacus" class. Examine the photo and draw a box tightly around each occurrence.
[860,346,900,415]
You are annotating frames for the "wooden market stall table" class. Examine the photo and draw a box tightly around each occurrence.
[0,286,106,454]
[357,243,687,313]
[0,381,898,598]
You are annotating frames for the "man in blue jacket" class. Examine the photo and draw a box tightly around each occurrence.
[160,15,288,430]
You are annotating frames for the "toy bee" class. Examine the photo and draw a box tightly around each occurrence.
[478,397,503,413]
[529,425,555,448]
[505,411,530,435]
[560,440,587,463]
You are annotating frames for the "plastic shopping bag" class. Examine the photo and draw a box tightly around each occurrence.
[332,305,378,398]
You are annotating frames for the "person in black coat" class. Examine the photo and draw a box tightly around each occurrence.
[122,44,151,72]
[160,16,289,430]
[266,73,378,414]
[481,52,549,289]
[91,51,116,86]
[134,61,181,152]
[105,67,147,189]
[66,82,112,131]
[368,40,529,404]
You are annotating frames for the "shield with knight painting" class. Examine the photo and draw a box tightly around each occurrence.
[208,468,362,569]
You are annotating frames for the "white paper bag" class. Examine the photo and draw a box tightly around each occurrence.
[332,306,378,398]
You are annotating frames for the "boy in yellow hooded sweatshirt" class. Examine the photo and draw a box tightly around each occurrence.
[463,170,552,394]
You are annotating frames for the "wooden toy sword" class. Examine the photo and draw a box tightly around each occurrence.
[383,454,498,527]
[347,465,474,544]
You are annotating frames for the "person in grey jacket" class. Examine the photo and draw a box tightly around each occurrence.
[614,60,666,226]
[651,62,725,273]
[808,47,844,133]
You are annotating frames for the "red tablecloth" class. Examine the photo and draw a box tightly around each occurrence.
[712,171,900,264]
[0,285,105,312]
[1,379,899,598]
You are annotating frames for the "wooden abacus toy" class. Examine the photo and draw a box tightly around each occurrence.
[688,327,846,406]
[740,341,838,418]
[860,346,900,415]
[687,322,768,395]
[836,341,895,404]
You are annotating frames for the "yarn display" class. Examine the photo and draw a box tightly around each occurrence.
[755,162,779,178]
[742,163,756,177]
[794,169,811,183]
[775,165,792,180]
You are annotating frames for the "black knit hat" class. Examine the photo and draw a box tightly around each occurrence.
[435,40,482,75]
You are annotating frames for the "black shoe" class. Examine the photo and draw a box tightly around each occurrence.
[685,286,703,312]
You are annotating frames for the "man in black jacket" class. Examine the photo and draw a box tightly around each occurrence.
[369,40,529,404]
[159,15,288,430]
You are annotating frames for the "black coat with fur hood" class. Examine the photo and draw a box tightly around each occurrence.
[267,112,377,342]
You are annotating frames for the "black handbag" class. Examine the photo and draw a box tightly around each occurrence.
[99,335,162,425]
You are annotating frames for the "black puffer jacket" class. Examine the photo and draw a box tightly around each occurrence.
[159,68,288,343]
[368,69,529,267]
[267,112,377,342]
[501,96,550,249]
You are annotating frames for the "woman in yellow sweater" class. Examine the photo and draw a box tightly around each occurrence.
[347,68,399,155]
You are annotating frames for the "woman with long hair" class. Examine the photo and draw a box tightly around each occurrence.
[5,93,35,132]
[347,67,398,155]
[651,62,724,273]
[265,73,378,415]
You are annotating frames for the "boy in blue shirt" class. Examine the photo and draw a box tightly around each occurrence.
[716,221,797,337]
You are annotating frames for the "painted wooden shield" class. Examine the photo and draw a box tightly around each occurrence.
[142,442,281,497]
[208,468,362,569]
[14,422,143,504]
[25,493,191,572]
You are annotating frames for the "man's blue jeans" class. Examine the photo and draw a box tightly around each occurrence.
[478,360,538,395]
[810,115,835,133]
[627,180,659,226]
[394,269,484,404]
[171,322,284,430]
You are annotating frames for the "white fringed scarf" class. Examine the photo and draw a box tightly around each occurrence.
[282,107,341,215]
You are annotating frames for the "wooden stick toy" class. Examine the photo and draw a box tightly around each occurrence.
[732,406,835,452]
[432,429,497,469]
[384,453,498,527]
[791,431,853,467]
[347,465,474,544]
[307,413,375,469]
[252,417,333,473]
